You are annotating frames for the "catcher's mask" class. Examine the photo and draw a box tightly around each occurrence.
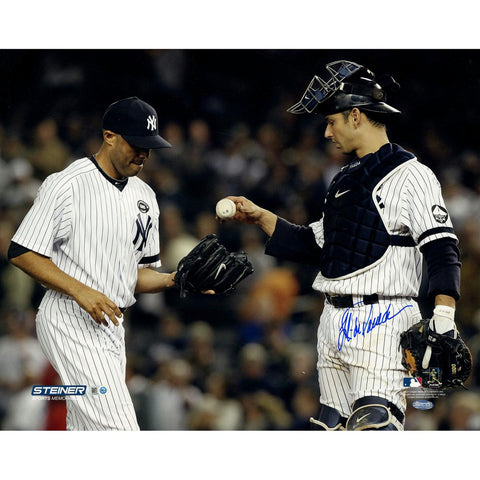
[287,60,401,116]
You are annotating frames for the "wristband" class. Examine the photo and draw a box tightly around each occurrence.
[433,305,455,321]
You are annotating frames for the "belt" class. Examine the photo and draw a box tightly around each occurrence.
[325,293,412,308]
[325,293,380,308]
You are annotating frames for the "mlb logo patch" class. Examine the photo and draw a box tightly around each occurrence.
[403,377,422,388]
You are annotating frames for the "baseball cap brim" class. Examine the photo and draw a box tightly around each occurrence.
[122,134,172,149]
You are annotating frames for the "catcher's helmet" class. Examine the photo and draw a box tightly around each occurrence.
[287,60,401,116]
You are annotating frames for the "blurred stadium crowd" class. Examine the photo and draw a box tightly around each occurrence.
[1,50,480,430]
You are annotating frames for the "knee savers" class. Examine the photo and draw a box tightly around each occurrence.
[346,396,404,431]
[310,396,404,431]
[309,403,347,431]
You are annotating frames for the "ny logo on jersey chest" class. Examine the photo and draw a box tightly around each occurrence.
[133,214,153,252]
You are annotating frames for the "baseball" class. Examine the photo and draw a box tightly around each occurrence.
[216,198,236,219]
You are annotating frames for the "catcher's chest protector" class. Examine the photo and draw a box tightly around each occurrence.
[321,143,415,279]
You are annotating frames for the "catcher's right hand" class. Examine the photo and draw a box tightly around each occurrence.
[174,234,254,298]
[221,196,264,225]
[221,196,278,238]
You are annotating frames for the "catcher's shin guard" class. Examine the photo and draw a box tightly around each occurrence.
[346,396,404,431]
[309,403,347,431]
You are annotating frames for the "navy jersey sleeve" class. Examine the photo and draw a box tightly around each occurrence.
[264,217,323,266]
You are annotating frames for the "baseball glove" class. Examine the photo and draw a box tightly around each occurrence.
[174,234,254,298]
[400,319,472,389]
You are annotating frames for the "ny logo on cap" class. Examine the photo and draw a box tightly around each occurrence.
[147,115,157,132]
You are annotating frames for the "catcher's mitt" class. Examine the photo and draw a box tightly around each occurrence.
[400,319,472,389]
[174,234,254,298]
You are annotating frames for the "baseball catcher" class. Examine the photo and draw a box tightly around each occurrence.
[400,305,472,389]
[174,234,254,298]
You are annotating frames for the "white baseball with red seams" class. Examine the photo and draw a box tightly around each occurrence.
[216,198,236,219]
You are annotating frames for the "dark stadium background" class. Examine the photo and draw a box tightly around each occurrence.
[1,50,479,150]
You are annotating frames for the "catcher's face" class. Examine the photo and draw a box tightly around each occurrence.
[105,131,151,179]
[324,112,358,154]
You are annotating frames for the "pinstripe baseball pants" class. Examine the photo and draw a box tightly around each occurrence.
[35,296,139,430]
[316,297,422,420]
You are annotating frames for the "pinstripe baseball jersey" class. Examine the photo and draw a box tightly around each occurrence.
[309,157,457,296]
[11,155,162,430]
[12,156,161,313]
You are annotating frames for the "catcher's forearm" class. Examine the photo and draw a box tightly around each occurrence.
[265,217,323,265]
[420,238,460,300]
[434,294,456,309]
[135,268,176,293]
[256,208,278,237]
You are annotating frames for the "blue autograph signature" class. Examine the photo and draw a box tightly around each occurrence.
[337,302,413,351]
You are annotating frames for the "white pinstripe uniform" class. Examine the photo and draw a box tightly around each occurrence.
[309,157,457,420]
[11,157,161,430]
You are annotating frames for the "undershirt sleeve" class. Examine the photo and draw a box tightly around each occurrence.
[420,237,461,300]
[7,241,33,260]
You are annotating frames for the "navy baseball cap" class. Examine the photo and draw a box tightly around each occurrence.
[102,96,172,149]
